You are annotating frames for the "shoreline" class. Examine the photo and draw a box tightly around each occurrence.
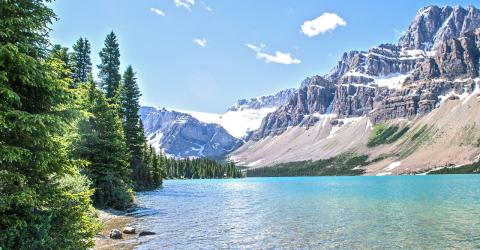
[94,209,138,250]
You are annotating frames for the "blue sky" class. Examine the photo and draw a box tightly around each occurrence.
[50,0,478,113]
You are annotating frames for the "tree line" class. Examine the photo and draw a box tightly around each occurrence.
[165,158,243,179]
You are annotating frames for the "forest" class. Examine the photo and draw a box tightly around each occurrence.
[165,157,243,179]
[0,1,241,249]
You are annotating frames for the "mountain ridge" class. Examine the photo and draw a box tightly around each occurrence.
[250,4,480,141]
[140,5,480,173]
[140,88,296,157]
[230,4,480,174]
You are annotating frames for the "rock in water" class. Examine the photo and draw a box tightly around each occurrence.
[123,227,136,234]
[139,231,156,237]
[109,229,122,239]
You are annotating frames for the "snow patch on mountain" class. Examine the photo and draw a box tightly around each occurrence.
[168,107,277,138]
[221,108,277,138]
[344,71,410,89]
[228,88,296,111]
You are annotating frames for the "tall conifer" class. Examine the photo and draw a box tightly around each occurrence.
[120,66,144,159]
[120,66,153,189]
[71,37,92,83]
[0,1,99,248]
[98,32,121,100]
[76,83,134,209]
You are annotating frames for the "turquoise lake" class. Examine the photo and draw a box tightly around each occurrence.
[132,175,480,249]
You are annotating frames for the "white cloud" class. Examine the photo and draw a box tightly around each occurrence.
[245,43,301,65]
[193,38,207,48]
[174,0,195,11]
[150,8,166,16]
[301,12,346,37]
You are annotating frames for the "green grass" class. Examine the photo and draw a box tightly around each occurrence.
[367,124,410,147]
[246,152,368,177]
[428,162,480,175]
[396,125,432,158]
[410,125,428,141]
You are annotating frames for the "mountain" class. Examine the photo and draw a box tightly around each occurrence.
[140,107,241,158]
[398,5,480,50]
[140,89,296,158]
[231,5,480,174]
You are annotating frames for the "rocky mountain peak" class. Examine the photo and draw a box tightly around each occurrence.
[250,5,480,142]
[300,75,334,88]
[398,5,480,50]
[252,76,336,139]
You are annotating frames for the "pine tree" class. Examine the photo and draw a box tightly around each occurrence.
[51,44,70,67]
[0,1,99,248]
[51,44,73,81]
[120,66,146,189]
[76,82,134,209]
[152,152,165,186]
[71,37,92,84]
[120,66,144,160]
[98,32,121,100]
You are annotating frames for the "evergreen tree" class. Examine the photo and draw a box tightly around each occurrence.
[98,31,121,100]
[152,151,164,187]
[51,44,72,81]
[76,82,134,209]
[120,66,144,160]
[51,44,70,67]
[71,37,92,84]
[0,1,99,248]
[120,66,155,190]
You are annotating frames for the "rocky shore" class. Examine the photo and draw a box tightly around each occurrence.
[94,209,138,250]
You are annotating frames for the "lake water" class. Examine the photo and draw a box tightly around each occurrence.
[132,175,480,249]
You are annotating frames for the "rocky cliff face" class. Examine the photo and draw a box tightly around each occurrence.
[140,107,241,158]
[253,76,336,139]
[371,29,480,123]
[327,44,419,81]
[251,5,480,141]
[398,5,480,50]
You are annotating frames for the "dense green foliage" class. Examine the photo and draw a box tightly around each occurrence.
[51,44,70,67]
[246,153,368,177]
[166,158,243,179]
[75,82,134,209]
[140,144,165,188]
[71,37,92,83]
[1,1,165,248]
[120,66,144,160]
[428,162,480,175]
[120,66,162,190]
[98,32,121,100]
[0,1,99,248]
[367,124,410,147]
